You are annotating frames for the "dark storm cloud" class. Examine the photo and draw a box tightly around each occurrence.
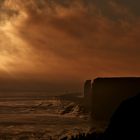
[17,0,139,55]
[116,0,140,16]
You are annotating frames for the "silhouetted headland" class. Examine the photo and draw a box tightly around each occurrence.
[84,77,140,122]
[61,92,140,140]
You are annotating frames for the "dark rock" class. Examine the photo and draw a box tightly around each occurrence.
[91,77,140,121]
[84,80,92,110]
[84,80,92,98]
[103,93,140,139]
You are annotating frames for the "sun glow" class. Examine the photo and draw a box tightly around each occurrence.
[0,55,14,74]
[0,19,31,74]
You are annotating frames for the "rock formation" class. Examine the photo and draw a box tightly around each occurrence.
[103,93,140,140]
[84,77,140,122]
[84,80,92,98]
[84,80,92,110]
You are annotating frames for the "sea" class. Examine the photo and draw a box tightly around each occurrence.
[0,92,91,140]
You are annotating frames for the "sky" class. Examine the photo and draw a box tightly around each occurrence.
[0,0,140,92]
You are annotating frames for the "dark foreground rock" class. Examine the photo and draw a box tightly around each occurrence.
[61,93,140,140]
[103,93,140,140]
[60,132,103,140]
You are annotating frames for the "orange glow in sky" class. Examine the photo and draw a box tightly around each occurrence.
[0,0,140,91]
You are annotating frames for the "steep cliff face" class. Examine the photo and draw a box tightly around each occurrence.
[84,80,92,98]
[83,80,92,111]
[91,77,140,122]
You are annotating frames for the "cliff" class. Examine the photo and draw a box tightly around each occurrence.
[90,77,140,122]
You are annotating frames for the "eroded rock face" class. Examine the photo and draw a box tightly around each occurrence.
[91,77,140,122]
[84,80,92,98]
[84,80,92,111]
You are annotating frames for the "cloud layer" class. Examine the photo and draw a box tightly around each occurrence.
[0,0,140,91]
